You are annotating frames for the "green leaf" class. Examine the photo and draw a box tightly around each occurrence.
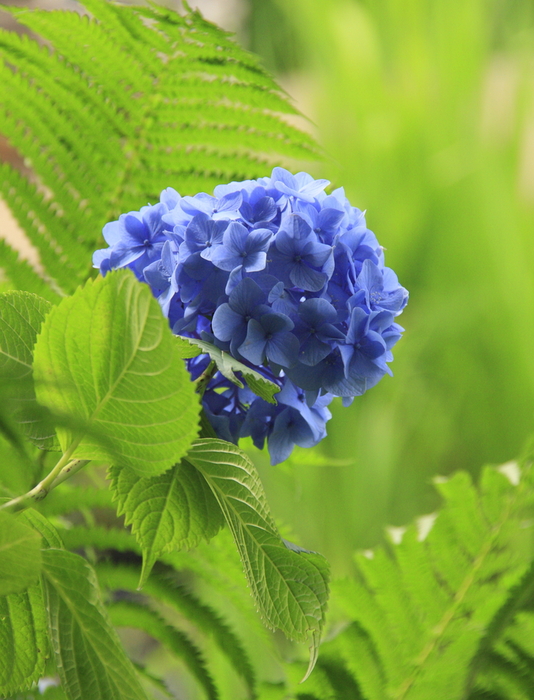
[0,583,49,696]
[109,458,224,586]
[0,2,318,294]
[0,433,37,499]
[174,335,202,359]
[0,291,58,450]
[0,238,60,303]
[96,561,257,696]
[18,508,65,549]
[33,270,200,476]
[186,438,330,673]
[326,460,534,700]
[0,511,41,596]
[41,548,148,700]
[108,600,219,700]
[186,337,280,404]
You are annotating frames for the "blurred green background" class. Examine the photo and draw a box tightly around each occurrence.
[241,0,534,575]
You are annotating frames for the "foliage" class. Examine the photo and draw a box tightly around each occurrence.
[0,1,329,697]
[259,456,534,700]
[0,1,533,699]
[0,0,317,298]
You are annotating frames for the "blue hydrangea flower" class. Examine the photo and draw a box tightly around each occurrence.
[93,167,408,464]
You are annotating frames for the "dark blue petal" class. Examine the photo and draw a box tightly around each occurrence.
[265,332,299,367]
[289,263,328,292]
[298,297,338,326]
[298,335,333,366]
[212,303,245,342]
[267,407,315,465]
[229,277,266,315]
[238,319,268,365]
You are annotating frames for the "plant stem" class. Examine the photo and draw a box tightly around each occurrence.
[194,360,217,398]
[0,454,90,512]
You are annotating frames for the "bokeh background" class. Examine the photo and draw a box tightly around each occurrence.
[2,0,534,578]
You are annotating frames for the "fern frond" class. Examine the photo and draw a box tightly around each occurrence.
[97,561,256,697]
[467,609,534,700]
[59,525,140,555]
[40,485,115,517]
[322,460,534,700]
[0,238,59,302]
[107,599,219,700]
[0,0,319,293]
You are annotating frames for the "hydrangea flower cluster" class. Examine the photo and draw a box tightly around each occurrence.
[93,168,408,464]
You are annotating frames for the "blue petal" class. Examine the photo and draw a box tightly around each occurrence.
[102,221,123,246]
[316,208,344,234]
[261,312,294,334]
[224,221,249,253]
[268,407,315,465]
[286,214,312,240]
[289,263,328,292]
[298,297,338,326]
[216,191,242,212]
[239,319,268,365]
[271,167,296,190]
[123,214,147,242]
[229,277,266,315]
[265,332,299,367]
[298,336,333,366]
[212,303,245,342]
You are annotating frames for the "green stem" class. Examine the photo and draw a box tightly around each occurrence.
[194,360,217,398]
[0,454,90,512]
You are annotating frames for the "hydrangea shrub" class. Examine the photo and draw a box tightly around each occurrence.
[94,167,408,464]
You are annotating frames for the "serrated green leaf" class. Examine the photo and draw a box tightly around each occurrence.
[186,337,280,404]
[0,583,49,696]
[18,508,65,549]
[41,548,148,700]
[0,291,59,450]
[174,335,202,359]
[109,458,224,586]
[186,438,329,669]
[0,511,41,595]
[33,270,200,476]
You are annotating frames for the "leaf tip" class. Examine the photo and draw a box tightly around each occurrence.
[300,630,320,683]
[138,552,156,589]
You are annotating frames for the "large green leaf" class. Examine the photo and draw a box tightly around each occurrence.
[0,291,58,449]
[0,511,41,596]
[109,458,224,586]
[186,438,330,674]
[33,270,200,475]
[41,548,148,700]
[0,583,49,696]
